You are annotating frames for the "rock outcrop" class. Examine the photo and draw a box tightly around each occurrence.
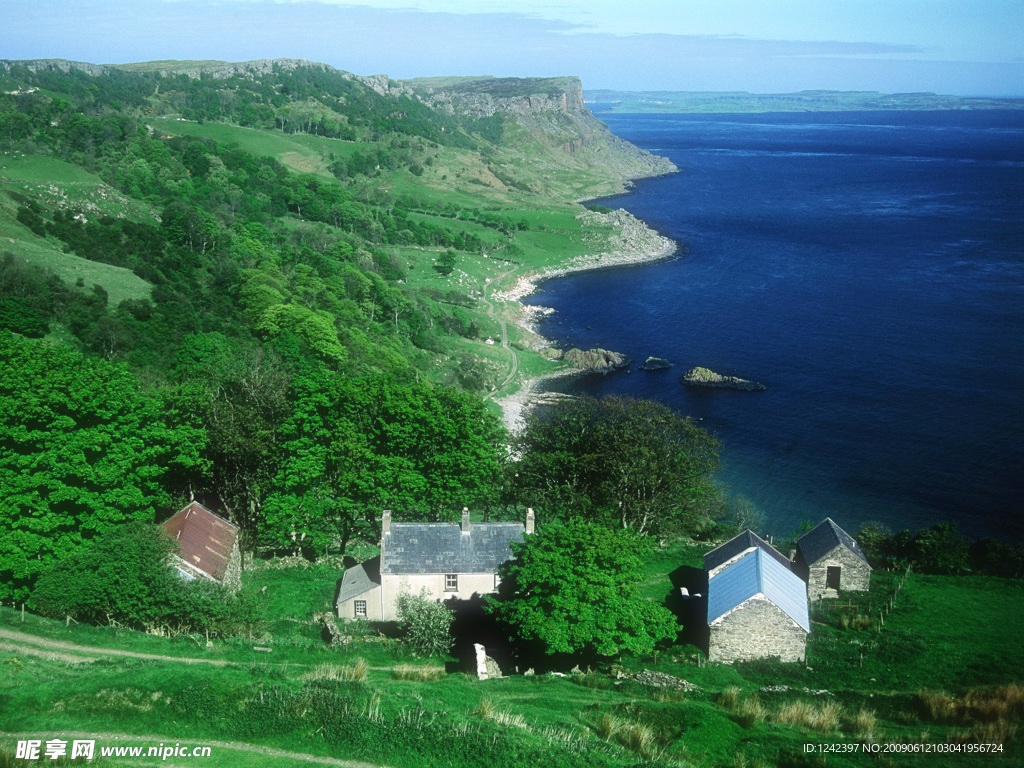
[563,348,631,374]
[639,356,672,371]
[681,367,765,391]
[412,76,676,181]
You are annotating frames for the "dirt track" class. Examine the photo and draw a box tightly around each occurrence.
[0,628,232,666]
[0,731,387,767]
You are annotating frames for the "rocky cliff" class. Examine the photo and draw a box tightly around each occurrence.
[410,75,676,182]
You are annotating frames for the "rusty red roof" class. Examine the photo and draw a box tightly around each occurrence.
[162,501,239,582]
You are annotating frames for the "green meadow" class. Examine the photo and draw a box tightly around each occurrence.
[2,558,1020,768]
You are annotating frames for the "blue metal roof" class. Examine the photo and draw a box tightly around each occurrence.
[708,548,810,632]
[704,529,792,573]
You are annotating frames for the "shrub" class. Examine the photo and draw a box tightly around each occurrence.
[733,696,766,728]
[306,659,369,683]
[395,589,454,657]
[774,700,843,733]
[30,521,263,638]
[392,664,445,682]
[849,707,877,741]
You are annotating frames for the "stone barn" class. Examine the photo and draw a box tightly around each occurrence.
[795,518,872,600]
[336,509,532,621]
[162,501,241,592]
[707,548,810,663]
[704,529,793,578]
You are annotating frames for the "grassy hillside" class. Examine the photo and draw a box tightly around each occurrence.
[1,564,1020,767]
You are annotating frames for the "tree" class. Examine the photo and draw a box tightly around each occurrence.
[396,589,455,657]
[484,520,677,660]
[31,520,263,637]
[171,335,291,555]
[263,371,506,552]
[912,522,969,575]
[31,520,181,626]
[512,396,720,537]
[434,249,457,276]
[0,333,205,601]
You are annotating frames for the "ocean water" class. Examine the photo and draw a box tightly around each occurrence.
[525,111,1024,540]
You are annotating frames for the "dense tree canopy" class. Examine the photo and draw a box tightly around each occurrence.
[512,396,721,537]
[0,333,205,600]
[263,370,506,552]
[485,520,677,660]
[31,520,262,636]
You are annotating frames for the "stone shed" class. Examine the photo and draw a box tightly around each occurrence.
[707,548,810,664]
[795,518,872,600]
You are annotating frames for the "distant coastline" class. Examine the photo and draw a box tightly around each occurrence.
[584,89,1024,114]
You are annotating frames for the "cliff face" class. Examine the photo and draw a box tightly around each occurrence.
[414,76,587,119]
[413,75,676,183]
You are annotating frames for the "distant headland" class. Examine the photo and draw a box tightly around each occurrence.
[584,89,1024,114]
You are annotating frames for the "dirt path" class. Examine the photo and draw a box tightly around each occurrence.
[0,640,99,664]
[480,271,520,401]
[0,628,232,666]
[0,731,388,768]
[0,628,430,675]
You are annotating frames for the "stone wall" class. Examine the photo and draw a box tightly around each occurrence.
[221,541,242,594]
[709,596,807,664]
[806,545,871,600]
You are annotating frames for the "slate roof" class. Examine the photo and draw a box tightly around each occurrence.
[704,529,792,573]
[382,522,525,575]
[797,518,869,566]
[338,556,381,603]
[708,548,810,632]
[162,502,238,582]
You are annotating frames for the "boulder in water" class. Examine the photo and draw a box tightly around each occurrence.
[681,366,765,391]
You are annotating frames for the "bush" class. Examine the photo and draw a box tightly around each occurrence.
[30,521,263,638]
[395,589,454,657]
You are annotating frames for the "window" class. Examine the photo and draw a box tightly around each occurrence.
[826,566,842,591]
[445,574,458,592]
[354,600,367,618]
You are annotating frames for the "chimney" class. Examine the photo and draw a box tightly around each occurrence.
[381,509,391,536]
[526,508,535,535]
[461,507,471,534]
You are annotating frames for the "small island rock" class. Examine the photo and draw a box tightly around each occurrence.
[639,356,672,371]
[563,347,631,374]
[681,366,765,391]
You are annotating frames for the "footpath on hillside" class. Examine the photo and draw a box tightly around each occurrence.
[0,731,387,768]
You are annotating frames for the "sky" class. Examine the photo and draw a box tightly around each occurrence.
[2,0,1022,96]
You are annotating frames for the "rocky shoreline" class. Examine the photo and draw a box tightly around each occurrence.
[492,209,677,305]
[492,208,677,435]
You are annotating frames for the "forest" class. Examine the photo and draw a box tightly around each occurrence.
[0,59,719,607]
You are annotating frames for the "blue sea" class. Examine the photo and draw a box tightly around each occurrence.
[525,110,1024,541]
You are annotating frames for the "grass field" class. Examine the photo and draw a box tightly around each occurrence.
[0,153,155,305]
[148,118,363,178]
[1,556,1020,768]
